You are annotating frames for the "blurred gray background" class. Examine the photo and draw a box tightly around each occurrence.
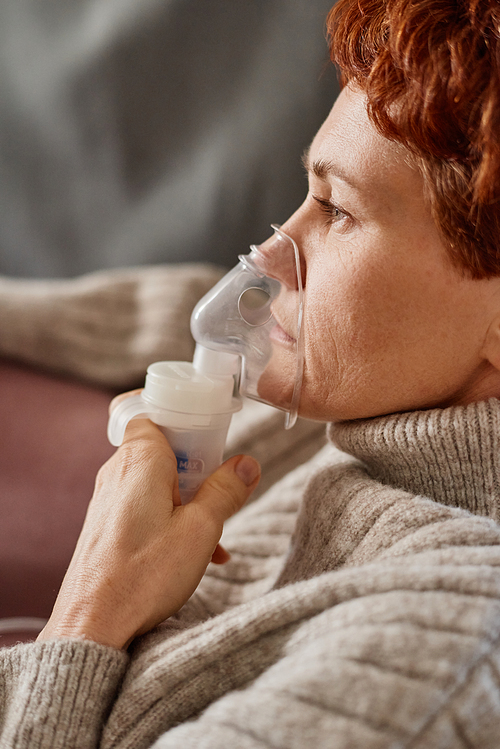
[0,0,339,277]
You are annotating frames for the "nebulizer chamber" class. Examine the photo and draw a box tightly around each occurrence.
[107,225,304,503]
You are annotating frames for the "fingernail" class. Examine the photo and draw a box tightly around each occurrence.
[235,455,260,486]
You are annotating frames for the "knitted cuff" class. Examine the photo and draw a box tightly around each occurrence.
[0,638,129,749]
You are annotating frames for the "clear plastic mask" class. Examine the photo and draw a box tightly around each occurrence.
[191,225,304,428]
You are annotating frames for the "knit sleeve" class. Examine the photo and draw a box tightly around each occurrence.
[0,639,128,749]
[0,264,224,389]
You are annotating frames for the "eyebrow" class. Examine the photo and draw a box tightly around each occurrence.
[301,146,360,191]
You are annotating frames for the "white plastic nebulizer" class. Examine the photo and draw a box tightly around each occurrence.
[107,225,304,503]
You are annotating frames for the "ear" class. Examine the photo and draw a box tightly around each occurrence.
[481,315,500,371]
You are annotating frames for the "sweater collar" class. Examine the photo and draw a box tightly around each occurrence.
[328,399,500,521]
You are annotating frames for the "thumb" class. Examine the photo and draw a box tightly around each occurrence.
[190,454,261,525]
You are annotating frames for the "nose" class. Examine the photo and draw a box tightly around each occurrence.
[274,201,309,285]
[252,218,306,291]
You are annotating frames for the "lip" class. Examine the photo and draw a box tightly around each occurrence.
[269,322,296,346]
[270,304,296,344]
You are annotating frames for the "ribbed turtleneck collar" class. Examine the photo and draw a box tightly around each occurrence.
[328,399,500,522]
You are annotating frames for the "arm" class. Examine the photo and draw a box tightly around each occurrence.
[0,417,259,748]
[38,417,260,649]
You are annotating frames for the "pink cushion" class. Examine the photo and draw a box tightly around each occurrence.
[0,359,115,638]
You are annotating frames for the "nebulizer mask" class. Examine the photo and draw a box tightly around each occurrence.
[107,225,304,503]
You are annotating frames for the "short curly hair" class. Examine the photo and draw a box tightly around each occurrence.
[327,0,500,278]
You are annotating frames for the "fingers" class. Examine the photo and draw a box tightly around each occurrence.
[120,416,163,444]
[108,391,174,472]
[211,543,231,565]
[101,415,182,505]
[190,454,261,527]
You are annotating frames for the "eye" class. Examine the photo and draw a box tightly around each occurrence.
[312,195,348,226]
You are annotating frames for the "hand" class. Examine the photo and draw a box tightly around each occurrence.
[37,416,260,650]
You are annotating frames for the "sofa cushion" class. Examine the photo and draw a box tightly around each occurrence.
[0,359,115,641]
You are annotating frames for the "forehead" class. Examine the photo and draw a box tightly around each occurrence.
[308,86,421,202]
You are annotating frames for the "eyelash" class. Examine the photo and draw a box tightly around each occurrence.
[312,195,347,226]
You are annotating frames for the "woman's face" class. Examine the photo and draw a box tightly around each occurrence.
[264,85,500,422]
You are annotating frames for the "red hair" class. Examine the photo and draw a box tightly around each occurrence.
[327,0,500,278]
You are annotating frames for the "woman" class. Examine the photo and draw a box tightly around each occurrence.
[3,0,500,746]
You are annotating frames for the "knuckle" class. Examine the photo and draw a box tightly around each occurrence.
[201,474,242,518]
[188,506,222,545]
[94,458,114,490]
[118,435,168,472]
[96,440,157,487]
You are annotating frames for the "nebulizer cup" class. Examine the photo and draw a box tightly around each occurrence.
[107,225,304,503]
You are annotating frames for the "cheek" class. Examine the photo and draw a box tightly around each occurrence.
[297,253,427,418]
[298,275,351,413]
[256,347,296,410]
[257,224,482,422]
[298,249,482,421]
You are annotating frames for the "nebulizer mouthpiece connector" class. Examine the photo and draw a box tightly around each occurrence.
[107,225,304,503]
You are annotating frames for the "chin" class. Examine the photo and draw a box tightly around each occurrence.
[256,355,295,412]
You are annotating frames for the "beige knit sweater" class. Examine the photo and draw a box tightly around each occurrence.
[1,268,500,748]
[1,400,500,748]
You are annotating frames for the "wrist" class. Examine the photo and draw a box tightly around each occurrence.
[37,609,131,650]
